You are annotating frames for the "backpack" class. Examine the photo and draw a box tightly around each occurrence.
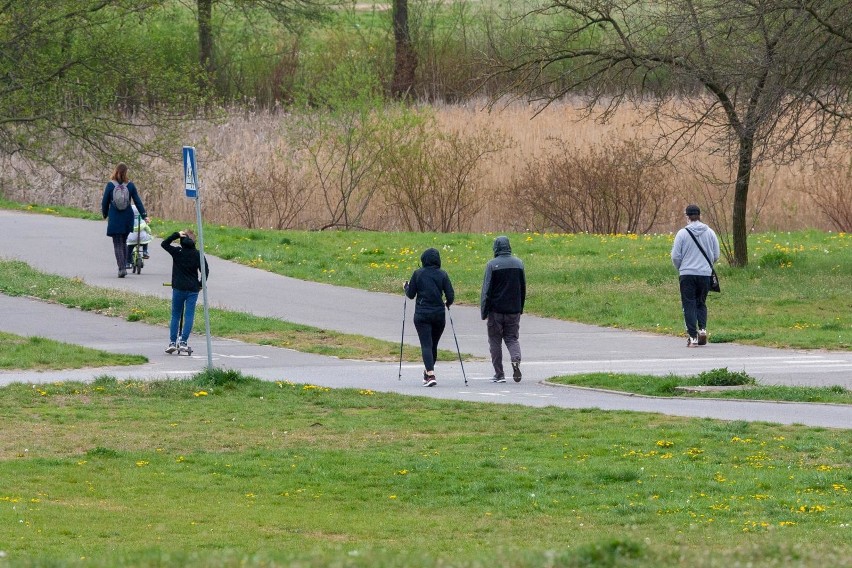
[112,183,130,211]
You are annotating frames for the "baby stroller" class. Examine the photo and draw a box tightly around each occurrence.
[127,206,151,275]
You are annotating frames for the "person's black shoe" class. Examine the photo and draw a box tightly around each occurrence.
[491,376,506,383]
[118,269,126,278]
[512,361,522,382]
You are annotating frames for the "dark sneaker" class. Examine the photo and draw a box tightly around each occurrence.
[697,329,708,345]
[165,342,177,354]
[424,376,437,387]
[142,253,150,259]
[687,336,699,347]
[491,376,506,383]
[118,269,126,278]
[511,361,522,382]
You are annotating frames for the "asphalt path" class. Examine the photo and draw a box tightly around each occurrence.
[0,209,850,429]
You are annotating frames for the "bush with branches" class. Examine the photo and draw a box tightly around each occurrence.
[511,139,670,234]
[216,152,311,230]
[379,111,510,232]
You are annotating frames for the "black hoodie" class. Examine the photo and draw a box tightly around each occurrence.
[480,236,525,318]
[405,248,454,315]
[161,231,210,292]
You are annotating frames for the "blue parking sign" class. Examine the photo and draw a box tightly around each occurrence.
[183,146,198,198]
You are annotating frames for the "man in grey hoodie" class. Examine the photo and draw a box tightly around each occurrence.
[481,236,526,382]
[671,205,720,347]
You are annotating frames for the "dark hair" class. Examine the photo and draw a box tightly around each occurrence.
[112,163,129,184]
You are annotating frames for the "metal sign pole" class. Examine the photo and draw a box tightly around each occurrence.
[183,146,213,371]
[195,193,213,371]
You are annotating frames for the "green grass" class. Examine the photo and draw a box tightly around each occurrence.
[0,260,464,363]
[549,371,852,404]
[0,331,147,370]
[149,221,851,351]
[0,371,848,567]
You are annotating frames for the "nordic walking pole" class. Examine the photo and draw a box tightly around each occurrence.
[398,292,407,381]
[447,306,468,386]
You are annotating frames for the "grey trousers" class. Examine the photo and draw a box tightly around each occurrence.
[487,312,521,377]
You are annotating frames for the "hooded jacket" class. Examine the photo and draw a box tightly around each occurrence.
[671,221,720,276]
[481,236,526,319]
[161,231,210,292]
[405,248,454,315]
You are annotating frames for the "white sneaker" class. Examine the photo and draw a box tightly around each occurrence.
[697,329,708,345]
[687,336,700,347]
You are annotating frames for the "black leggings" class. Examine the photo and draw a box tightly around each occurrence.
[413,311,446,372]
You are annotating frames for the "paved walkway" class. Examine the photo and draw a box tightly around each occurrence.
[0,210,850,428]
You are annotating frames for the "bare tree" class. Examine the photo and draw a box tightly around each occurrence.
[490,0,852,265]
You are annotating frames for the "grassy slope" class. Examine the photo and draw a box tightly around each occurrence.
[0,331,147,370]
[0,372,849,567]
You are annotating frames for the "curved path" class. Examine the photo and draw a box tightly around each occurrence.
[1,210,849,428]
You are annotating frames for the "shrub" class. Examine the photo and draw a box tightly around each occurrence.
[511,138,670,234]
[379,109,511,232]
[216,152,311,230]
[804,157,852,232]
[694,368,755,387]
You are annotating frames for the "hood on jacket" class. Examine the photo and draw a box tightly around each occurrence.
[493,236,511,257]
[686,221,710,235]
[421,247,441,268]
[180,237,196,249]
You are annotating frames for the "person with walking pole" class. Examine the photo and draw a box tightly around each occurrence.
[404,248,455,387]
[481,235,526,383]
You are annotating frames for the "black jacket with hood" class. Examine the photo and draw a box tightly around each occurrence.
[405,248,454,315]
[161,232,210,292]
[480,235,526,319]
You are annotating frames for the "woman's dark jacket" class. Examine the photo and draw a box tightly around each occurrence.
[101,181,146,236]
[161,232,210,292]
[405,248,454,315]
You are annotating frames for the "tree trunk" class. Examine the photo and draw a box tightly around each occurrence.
[197,0,214,86]
[391,0,417,99]
[732,134,754,267]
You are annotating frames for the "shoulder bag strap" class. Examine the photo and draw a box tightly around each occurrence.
[685,228,714,270]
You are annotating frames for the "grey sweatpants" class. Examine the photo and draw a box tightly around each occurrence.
[487,312,521,378]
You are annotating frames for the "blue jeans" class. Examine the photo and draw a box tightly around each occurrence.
[679,274,710,338]
[170,289,199,343]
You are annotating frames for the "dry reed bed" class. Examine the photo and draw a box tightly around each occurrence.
[4,101,846,233]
